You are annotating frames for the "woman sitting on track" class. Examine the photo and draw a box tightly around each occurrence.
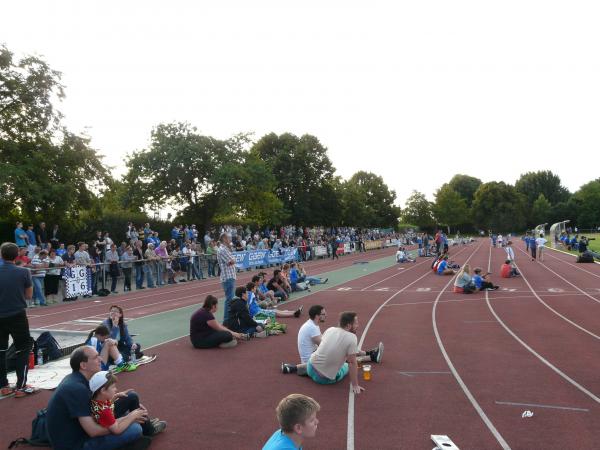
[453,264,475,293]
[102,305,143,363]
[190,295,244,349]
[86,325,135,373]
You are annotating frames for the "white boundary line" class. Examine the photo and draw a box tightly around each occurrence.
[347,269,435,450]
[511,250,600,340]
[432,242,512,450]
[485,245,600,405]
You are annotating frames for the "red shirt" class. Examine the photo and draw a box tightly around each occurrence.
[91,399,116,428]
[15,255,31,266]
[500,264,512,278]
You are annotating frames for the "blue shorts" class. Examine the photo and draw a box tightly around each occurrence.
[307,361,349,385]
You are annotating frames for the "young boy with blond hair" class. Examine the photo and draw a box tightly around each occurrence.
[262,394,320,450]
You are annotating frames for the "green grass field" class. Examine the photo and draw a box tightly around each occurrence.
[553,232,600,255]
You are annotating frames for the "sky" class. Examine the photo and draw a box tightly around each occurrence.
[4,1,600,210]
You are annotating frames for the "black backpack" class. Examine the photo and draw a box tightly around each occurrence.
[8,408,51,448]
[577,251,595,263]
[34,332,62,364]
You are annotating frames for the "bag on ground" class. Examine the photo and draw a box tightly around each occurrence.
[8,408,51,448]
[34,331,62,363]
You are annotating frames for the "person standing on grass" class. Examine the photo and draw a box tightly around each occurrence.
[218,233,237,323]
[262,394,320,450]
[536,233,548,262]
[0,242,37,398]
[281,311,383,394]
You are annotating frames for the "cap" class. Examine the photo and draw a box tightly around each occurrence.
[89,370,110,394]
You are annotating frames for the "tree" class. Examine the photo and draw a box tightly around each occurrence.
[341,171,400,228]
[401,191,435,230]
[433,185,470,233]
[251,133,336,225]
[0,45,65,142]
[0,132,108,222]
[472,182,528,232]
[571,179,600,229]
[531,193,552,226]
[515,171,570,207]
[126,123,283,228]
[447,174,482,207]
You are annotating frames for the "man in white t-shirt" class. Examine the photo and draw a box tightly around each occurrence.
[297,305,327,364]
[282,311,384,395]
[536,233,548,262]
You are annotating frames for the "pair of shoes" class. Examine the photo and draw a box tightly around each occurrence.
[369,342,384,364]
[151,419,167,435]
[1,385,15,396]
[281,362,297,374]
[15,385,39,398]
[253,330,268,339]
[294,305,304,318]
[113,363,127,373]
[124,362,138,372]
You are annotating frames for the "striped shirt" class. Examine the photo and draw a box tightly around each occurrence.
[217,244,237,282]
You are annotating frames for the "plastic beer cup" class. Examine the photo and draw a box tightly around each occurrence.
[362,364,371,381]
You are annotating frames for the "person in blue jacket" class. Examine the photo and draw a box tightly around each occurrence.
[102,305,143,364]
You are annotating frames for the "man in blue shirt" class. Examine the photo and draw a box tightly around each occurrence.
[14,222,27,248]
[263,394,320,450]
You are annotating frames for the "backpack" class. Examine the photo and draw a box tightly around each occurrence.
[8,408,51,448]
[34,331,62,364]
[577,251,595,263]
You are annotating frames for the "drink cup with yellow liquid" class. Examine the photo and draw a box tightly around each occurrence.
[362,365,372,381]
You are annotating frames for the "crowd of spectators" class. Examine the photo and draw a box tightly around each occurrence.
[6,221,403,306]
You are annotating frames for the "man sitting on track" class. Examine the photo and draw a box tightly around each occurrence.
[396,246,416,263]
[47,346,166,450]
[281,311,383,395]
[436,255,455,275]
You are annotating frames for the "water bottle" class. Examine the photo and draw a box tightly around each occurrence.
[37,348,44,366]
[130,347,137,364]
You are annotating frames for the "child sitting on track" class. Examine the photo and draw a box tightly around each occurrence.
[472,268,499,291]
[436,255,455,275]
[262,394,320,450]
[500,259,520,278]
[86,325,136,373]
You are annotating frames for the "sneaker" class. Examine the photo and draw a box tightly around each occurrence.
[281,362,297,374]
[125,362,138,372]
[15,385,39,398]
[370,342,384,364]
[218,339,238,348]
[493,286,500,290]
[152,419,167,435]
[1,385,15,396]
[294,305,304,318]
[253,330,268,339]
[323,278,328,284]
[113,363,127,373]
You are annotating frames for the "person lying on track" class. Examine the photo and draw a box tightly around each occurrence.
[190,295,245,349]
[281,311,383,394]
[262,394,320,450]
[296,262,328,285]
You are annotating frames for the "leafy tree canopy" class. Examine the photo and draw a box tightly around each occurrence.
[447,174,482,207]
[433,185,470,232]
[472,182,527,232]
[341,171,399,228]
[401,190,435,230]
[515,170,570,207]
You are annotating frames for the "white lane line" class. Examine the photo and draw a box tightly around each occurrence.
[485,246,600,405]
[495,401,589,412]
[517,247,600,305]
[432,242,511,450]
[361,246,473,291]
[510,252,600,341]
[347,266,438,450]
[397,371,451,377]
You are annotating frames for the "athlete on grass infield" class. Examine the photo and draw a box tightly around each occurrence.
[281,311,383,394]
